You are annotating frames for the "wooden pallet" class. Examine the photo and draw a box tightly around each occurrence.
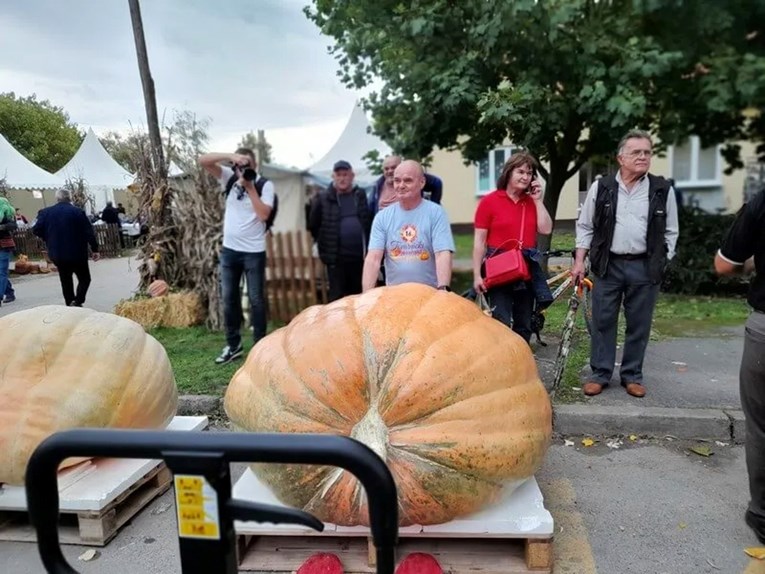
[233,469,553,573]
[237,534,552,573]
[0,415,209,546]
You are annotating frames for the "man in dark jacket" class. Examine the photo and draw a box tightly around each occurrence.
[714,190,765,545]
[309,160,372,301]
[33,188,100,307]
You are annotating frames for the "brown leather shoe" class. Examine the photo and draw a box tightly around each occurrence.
[583,382,604,396]
[624,382,646,398]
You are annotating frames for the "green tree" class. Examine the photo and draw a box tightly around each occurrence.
[238,129,273,165]
[305,0,764,237]
[0,92,83,172]
[164,110,211,174]
[99,130,148,174]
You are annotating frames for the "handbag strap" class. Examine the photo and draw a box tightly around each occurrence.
[486,201,527,257]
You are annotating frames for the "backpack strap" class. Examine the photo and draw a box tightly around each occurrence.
[223,172,238,198]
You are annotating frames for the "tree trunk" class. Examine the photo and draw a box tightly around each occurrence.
[537,162,569,272]
[128,0,165,175]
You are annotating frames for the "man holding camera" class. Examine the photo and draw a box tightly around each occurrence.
[199,147,275,364]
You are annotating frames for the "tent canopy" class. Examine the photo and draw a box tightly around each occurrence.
[55,127,134,188]
[307,103,391,188]
[0,133,64,189]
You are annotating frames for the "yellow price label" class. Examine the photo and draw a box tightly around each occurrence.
[174,475,220,540]
[180,521,219,539]
[176,477,203,491]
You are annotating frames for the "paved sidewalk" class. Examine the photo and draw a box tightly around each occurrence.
[536,329,747,442]
[0,255,142,317]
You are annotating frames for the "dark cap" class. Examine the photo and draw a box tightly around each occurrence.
[333,160,352,171]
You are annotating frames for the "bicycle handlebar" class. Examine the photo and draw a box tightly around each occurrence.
[25,430,399,574]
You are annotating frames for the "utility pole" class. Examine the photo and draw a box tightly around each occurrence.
[128,0,165,175]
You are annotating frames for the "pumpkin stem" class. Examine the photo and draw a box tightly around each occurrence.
[350,402,389,462]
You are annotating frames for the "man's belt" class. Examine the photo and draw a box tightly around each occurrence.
[610,252,648,261]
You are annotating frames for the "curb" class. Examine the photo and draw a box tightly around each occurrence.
[177,396,747,444]
[553,404,746,444]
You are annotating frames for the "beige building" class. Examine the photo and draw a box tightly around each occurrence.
[428,136,762,228]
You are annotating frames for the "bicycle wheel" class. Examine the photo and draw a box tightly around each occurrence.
[549,290,581,398]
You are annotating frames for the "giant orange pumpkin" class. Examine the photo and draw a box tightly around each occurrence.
[0,305,178,485]
[224,283,552,527]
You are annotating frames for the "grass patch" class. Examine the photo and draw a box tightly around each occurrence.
[549,231,576,252]
[149,323,282,395]
[453,233,472,260]
[453,230,576,260]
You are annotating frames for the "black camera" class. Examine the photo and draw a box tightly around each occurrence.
[235,163,258,182]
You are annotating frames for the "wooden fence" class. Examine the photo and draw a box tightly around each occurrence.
[10,225,124,260]
[265,230,327,324]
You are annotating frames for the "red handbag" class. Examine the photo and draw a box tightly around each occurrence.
[483,204,531,289]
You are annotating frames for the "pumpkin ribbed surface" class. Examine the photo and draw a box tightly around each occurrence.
[0,305,178,485]
[224,283,552,527]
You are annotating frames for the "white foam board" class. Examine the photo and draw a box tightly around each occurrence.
[0,415,209,513]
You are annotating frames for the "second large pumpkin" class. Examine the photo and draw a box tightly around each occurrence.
[224,283,552,527]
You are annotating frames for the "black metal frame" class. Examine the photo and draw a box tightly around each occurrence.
[24,429,399,574]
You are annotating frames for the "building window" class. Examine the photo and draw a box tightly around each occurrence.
[669,136,721,187]
[476,147,516,195]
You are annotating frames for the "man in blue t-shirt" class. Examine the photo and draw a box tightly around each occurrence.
[362,160,455,291]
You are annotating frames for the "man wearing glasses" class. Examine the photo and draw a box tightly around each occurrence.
[572,130,680,398]
[361,160,454,292]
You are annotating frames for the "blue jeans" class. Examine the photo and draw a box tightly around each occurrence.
[4,278,14,298]
[0,249,10,303]
[220,247,267,349]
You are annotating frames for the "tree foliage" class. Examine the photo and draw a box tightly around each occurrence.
[99,130,148,174]
[238,130,273,165]
[305,0,765,225]
[0,92,83,173]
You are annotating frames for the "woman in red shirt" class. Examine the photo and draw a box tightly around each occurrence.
[472,152,553,341]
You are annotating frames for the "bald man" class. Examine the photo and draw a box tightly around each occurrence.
[362,160,455,291]
[369,155,443,216]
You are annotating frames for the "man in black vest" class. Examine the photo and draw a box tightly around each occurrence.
[714,190,765,545]
[309,160,372,302]
[572,129,679,397]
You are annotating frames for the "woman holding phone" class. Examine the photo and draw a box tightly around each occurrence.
[472,152,553,341]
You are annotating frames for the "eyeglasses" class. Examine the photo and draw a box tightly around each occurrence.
[624,149,653,158]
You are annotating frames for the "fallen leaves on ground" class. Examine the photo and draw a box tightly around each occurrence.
[581,438,596,447]
[629,434,638,441]
[78,550,99,561]
[689,445,714,457]
[745,547,765,560]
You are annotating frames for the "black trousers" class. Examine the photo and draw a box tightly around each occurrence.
[590,257,659,385]
[326,258,364,302]
[741,312,765,539]
[54,259,91,306]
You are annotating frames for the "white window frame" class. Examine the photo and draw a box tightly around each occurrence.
[668,136,722,188]
[475,146,517,196]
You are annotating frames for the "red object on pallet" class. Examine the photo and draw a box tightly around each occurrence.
[296,553,344,574]
[395,552,444,574]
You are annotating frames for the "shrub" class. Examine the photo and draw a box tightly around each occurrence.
[662,206,749,295]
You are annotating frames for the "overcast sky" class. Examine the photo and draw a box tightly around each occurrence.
[0,0,370,168]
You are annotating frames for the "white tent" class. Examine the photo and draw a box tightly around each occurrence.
[0,133,64,189]
[307,103,391,188]
[55,127,135,211]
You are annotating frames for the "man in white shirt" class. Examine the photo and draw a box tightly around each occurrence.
[199,147,275,364]
[572,130,679,398]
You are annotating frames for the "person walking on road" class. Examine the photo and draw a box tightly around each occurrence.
[573,129,679,398]
[714,189,765,545]
[0,197,17,309]
[32,188,100,307]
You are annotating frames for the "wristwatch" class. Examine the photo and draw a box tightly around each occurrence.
[437,285,451,292]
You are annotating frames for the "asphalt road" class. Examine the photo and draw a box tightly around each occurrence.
[2,439,761,574]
